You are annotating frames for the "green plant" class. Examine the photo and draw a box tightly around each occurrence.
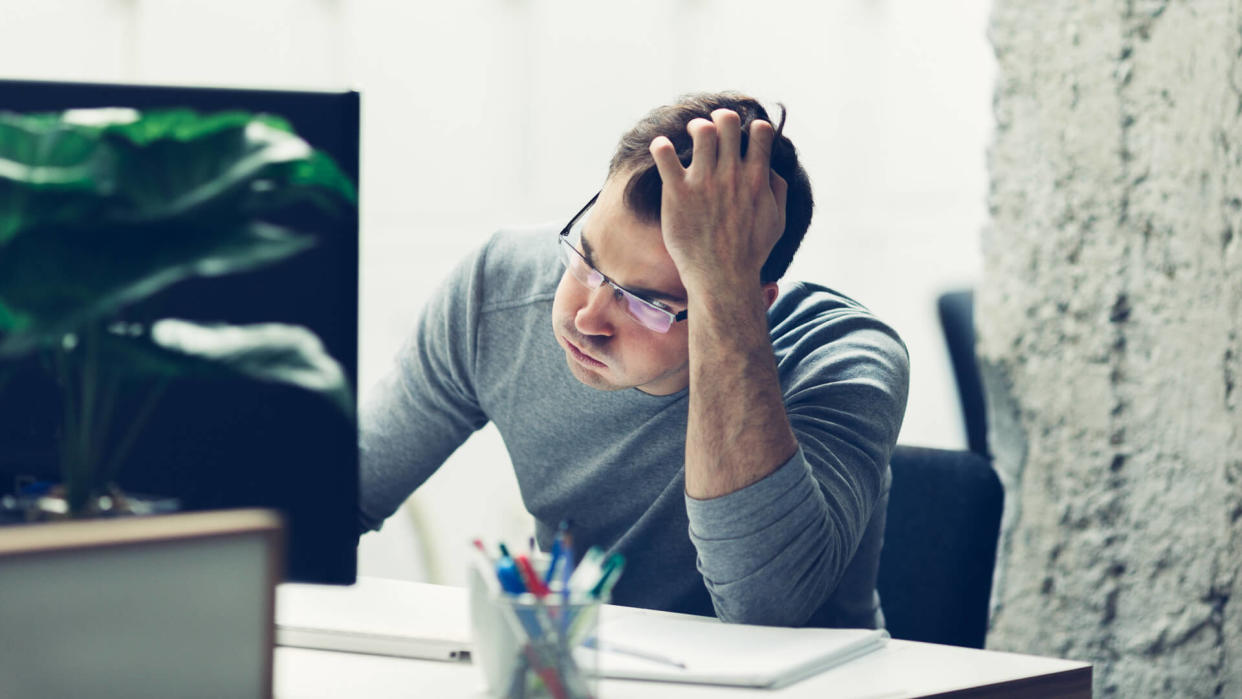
[0,107,357,514]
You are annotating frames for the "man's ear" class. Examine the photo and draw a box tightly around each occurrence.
[762,282,779,309]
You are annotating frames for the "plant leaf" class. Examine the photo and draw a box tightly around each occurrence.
[0,107,356,245]
[0,220,315,356]
[99,319,353,418]
[0,112,115,245]
[0,109,358,357]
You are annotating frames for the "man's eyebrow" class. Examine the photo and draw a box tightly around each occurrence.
[580,234,687,306]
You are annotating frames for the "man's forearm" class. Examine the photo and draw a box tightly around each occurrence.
[683,281,798,500]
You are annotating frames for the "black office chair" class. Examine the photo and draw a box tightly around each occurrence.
[875,445,1003,649]
[938,290,989,458]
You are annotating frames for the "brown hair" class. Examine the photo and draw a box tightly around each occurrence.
[608,92,814,283]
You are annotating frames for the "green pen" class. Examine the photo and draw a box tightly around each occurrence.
[589,553,625,599]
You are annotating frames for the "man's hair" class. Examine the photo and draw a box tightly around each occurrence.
[608,92,814,284]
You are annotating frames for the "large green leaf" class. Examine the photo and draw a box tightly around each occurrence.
[0,220,314,357]
[99,318,353,418]
[0,107,358,357]
[100,110,355,223]
[0,113,115,244]
[0,109,356,245]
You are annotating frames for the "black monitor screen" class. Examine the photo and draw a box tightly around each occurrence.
[0,78,359,584]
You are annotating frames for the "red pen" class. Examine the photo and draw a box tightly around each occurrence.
[514,554,550,598]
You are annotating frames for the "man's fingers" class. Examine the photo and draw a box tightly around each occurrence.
[747,119,776,173]
[770,170,788,233]
[649,135,685,181]
[712,109,742,169]
[686,118,717,173]
[770,170,788,208]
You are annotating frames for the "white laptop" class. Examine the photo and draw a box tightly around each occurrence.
[0,508,283,699]
[276,576,473,661]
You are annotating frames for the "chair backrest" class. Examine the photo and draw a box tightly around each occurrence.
[937,289,989,458]
[876,445,1003,648]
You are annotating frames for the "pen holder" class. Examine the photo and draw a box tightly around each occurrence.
[469,566,600,699]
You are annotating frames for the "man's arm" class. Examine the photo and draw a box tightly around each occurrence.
[650,110,905,626]
[649,109,794,501]
[357,241,492,533]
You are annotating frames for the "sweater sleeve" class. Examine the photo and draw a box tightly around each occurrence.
[356,238,493,533]
[685,317,909,626]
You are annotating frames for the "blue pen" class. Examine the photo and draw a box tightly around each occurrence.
[545,540,563,586]
[495,543,526,595]
[559,539,575,636]
[544,520,571,585]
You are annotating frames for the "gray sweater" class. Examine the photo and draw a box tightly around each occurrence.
[359,226,909,627]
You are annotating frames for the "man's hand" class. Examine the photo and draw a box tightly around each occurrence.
[648,108,788,291]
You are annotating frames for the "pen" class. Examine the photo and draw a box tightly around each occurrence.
[495,543,527,595]
[559,534,573,628]
[472,538,494,565]
[469,541,500,595]
[567,546,605,592]
[589,553,625,599]
[545,522,567,585]
[513,553,561,643]
[581,637,688,670]
[514,554,550,598]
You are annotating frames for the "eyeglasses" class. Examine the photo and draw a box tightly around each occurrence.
[557,192,688,334]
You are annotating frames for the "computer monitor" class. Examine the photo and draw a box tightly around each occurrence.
[0,78,359,584]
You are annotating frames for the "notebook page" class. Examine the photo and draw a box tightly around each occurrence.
[593,614,888,687]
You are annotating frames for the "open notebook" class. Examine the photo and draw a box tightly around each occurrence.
[590,612,889,689]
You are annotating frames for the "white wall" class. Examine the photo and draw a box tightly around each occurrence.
[0,0,994,584]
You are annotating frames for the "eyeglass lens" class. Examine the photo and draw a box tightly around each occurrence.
[558,223,675,334]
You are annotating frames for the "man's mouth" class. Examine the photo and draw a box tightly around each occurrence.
[564,337,607,368]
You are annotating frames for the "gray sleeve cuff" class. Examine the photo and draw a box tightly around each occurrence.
[684,447,814,541]
[684,447,842,625]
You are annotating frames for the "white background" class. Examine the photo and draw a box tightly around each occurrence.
[0,0,994,583]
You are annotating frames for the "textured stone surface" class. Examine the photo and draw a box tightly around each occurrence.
[981,1,1242,696]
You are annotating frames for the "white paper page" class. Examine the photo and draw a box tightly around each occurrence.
[593,614,887,686]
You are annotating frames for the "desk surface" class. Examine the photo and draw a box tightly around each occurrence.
[273,581,1091,699]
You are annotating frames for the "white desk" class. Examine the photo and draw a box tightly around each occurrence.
[273,581,1090,699]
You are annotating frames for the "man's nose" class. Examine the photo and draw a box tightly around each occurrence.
[574,283,615,336]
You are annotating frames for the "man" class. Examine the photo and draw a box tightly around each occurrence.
[359,92,908,628]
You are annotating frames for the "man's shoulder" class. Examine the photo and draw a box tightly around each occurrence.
[768,281,909,363]
[769,281,883,326]
[770,282,910,420]
[475,224,562,312]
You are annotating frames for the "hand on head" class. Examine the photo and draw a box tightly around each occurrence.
[648,108,788,291]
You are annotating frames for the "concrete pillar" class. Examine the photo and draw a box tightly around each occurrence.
[980,1,1242,696]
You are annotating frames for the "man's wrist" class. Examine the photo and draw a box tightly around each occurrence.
[670,242,765,297]
[685,274,769,326]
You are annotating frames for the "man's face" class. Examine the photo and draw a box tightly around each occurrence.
[551,174,691,396]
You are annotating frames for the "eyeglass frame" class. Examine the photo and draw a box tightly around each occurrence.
[556,192,689,334]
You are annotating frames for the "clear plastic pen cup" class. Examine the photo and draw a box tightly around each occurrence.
[468,565,601,699]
